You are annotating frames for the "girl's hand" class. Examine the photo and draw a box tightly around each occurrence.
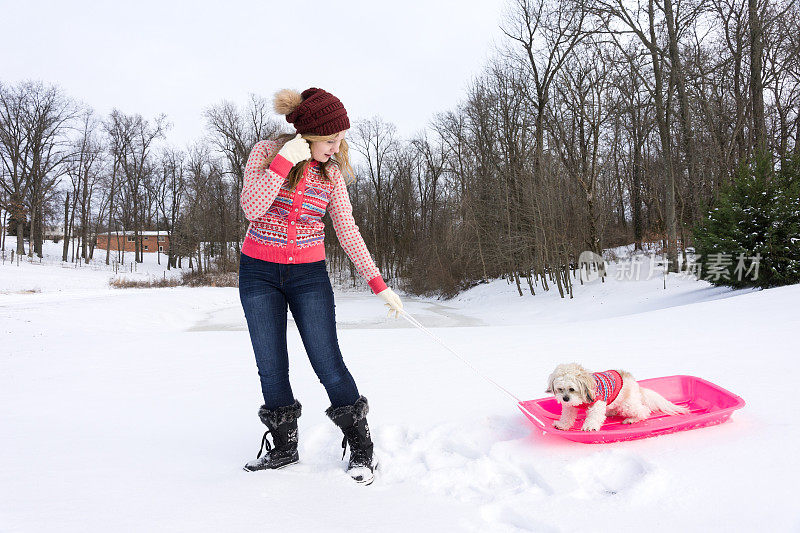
[377,288,403,319]
[277,134,311,166]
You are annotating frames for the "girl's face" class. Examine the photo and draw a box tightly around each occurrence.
[310,131,346,163]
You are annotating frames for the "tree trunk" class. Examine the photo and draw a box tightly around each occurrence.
[664,0,699,224]
[16,220,25,255]
[81,174,89,263]
[632,139,644,251]
[62,193,70,262]
[1,210,6,252]
[105,162,117,266]
[749,0,766,156]
[648,0,679,272]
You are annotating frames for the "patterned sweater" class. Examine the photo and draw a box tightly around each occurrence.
[240,140,387,294]
[581,370,623,406]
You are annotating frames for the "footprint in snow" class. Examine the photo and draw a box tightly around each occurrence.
[565,450,649,496]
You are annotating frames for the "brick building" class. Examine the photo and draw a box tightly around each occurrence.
[96,231,170,253]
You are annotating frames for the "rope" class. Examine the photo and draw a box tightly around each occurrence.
[397,308,545,427]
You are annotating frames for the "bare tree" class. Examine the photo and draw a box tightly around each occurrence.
[204,94,281,256]
[590,0,682,270]
[64,108,103,262]
[350,116,400,275]
[613,46,655,251]
[501,0,595,177]
[22,82,76,258]
[105,109,166,263]
[0,81,30,255]
[154,147,186,269]
[548,40,615,255]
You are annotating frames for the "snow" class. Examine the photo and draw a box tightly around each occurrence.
[1,238,798,532]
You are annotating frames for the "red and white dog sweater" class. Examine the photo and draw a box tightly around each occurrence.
[582,370,623,406]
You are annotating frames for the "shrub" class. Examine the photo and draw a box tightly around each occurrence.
[109,276,182,289]
[179,269,238,287]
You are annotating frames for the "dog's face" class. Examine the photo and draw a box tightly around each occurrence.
[546,363,595,406]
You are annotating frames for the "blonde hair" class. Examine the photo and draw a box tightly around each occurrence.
[267,131,355,191]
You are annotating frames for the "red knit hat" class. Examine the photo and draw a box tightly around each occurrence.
[273,87,350,136]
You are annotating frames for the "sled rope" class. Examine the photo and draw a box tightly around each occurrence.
[398,309,545,426]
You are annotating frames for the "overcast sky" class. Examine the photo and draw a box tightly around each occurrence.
[2,0,507,148]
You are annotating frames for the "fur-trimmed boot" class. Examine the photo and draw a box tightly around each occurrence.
[243,400,301,472]
[325,396,376,485]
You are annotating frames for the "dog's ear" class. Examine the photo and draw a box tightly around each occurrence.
[546,364,567,393]
[578,372,595,403]
[545,371,556,394]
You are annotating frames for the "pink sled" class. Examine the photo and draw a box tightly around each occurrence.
[517,375,745,444]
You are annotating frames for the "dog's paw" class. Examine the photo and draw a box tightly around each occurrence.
[581,423,601,431]
[553,420,572,431]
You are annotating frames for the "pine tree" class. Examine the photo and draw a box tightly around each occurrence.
[693,155,800,289]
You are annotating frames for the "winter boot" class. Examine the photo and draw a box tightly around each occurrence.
[325,396,376,485]
[243,400,301,472]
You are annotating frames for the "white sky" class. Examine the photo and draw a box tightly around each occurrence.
[2,0,507,149]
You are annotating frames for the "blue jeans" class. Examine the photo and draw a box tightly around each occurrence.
[238,253,360,410]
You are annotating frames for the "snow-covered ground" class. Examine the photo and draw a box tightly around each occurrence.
[1,238,798,532]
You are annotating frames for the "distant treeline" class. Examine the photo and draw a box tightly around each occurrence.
[1,0,798,296]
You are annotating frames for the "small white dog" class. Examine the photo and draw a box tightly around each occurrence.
[546,363,689,431]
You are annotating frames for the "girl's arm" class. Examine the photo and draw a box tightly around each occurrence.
[327,165,388,294]
[240,140,293,221]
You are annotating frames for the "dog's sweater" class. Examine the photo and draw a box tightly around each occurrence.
[240,140,387,294]
[583,370,623,406]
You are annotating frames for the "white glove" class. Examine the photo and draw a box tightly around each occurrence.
[377,288,403,319]
[277,133,311,166]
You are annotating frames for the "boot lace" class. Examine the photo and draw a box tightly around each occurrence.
[256,430,273,459]
[340,431,370,467]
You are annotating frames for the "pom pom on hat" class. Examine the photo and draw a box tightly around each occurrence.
[273,89,303,116]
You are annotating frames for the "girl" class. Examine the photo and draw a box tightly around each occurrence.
[238,87,403,485]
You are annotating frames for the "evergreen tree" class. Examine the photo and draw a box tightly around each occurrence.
[693,155,800,288]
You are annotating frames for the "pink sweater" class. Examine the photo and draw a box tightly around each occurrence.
[240,140,387,295]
